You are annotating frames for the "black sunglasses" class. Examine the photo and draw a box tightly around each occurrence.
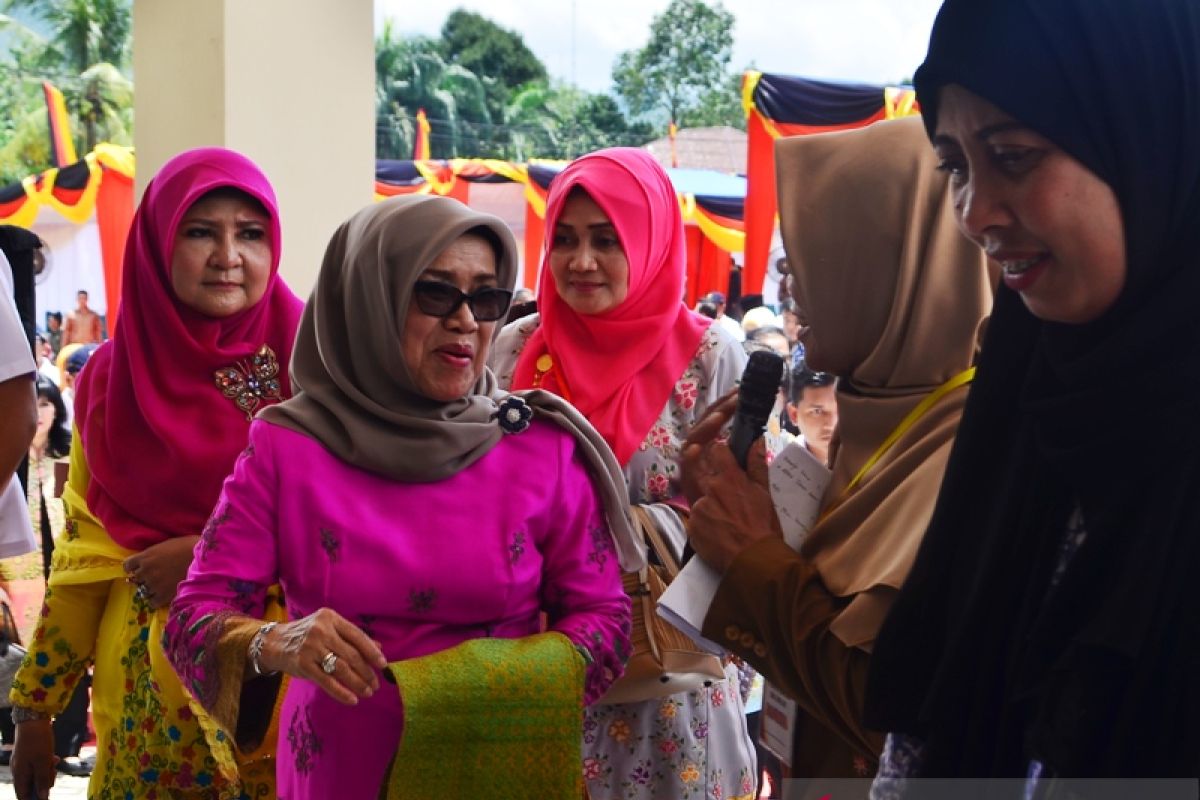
[412,280,513,322]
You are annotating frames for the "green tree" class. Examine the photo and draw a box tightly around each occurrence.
[0,0,133,179]
[612,0,735,125]
[0,107,51,184]
[576,94,659,152]
[376,12,649,161]
[679,70,745,129]
[6,0,129,73]
[503,81,580,160]
[440,9,547,124]
[503,85,655,160]
[76,61,133,149]
[375,22,494,159]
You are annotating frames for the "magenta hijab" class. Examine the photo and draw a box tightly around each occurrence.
[75,148,303,551]
[512,148,711,465]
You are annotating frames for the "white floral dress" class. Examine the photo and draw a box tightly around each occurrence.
[492,314,758,800]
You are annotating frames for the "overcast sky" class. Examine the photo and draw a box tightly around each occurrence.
[374,0,945,94]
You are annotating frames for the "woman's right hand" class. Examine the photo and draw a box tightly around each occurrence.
[11,717,56,800]
[256,608,388,706]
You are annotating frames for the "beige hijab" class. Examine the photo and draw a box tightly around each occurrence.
[777,116,993,649]
[261,195,644,571]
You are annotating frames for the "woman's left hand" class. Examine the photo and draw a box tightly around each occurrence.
[123,535,200,610]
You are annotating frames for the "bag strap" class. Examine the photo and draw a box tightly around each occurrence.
[630,505,683,580]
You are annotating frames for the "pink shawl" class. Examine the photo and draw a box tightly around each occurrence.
[512,148,711,465]
[75,148,303,551]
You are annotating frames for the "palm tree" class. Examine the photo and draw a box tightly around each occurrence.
[77,61,132,150]
[375,21,493,159]
[1,0,132,154]
[502,82,608,161]
[5,0,130,72]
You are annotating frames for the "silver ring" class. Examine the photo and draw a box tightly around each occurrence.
[320,651,338,675]
[135,583,149,601]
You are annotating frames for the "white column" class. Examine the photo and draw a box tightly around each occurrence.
[133,0,374,296]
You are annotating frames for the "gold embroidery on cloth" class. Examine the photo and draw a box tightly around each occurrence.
[214,344,283,421]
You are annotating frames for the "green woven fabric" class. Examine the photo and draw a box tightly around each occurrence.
[381,633,585,799]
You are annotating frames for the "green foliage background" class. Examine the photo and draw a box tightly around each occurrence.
[0,0,134,184]
[0,1,746,181]
[375,1,743,161]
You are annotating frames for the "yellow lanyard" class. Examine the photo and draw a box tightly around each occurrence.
[838,367,976,500]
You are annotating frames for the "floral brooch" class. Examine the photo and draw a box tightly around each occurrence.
[495,395,533,435]
[214,344,284,421]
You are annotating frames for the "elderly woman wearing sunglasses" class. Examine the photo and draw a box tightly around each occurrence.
[164,195,639,799]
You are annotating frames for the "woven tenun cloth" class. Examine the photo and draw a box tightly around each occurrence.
[381,632,585,799]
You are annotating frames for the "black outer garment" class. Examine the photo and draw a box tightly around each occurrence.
[863,0,1200,779]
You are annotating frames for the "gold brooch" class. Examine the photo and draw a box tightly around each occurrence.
[214,344,284,421]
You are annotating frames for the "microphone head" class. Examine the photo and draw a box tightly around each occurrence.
[737,350,785,424]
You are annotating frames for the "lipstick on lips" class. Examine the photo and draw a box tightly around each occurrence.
[436,342,473,367]
[994,253,1051,292]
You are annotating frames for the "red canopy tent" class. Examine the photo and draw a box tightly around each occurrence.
[741,71,919,295]
[0,144,135,329]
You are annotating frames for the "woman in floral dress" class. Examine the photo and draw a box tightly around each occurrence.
[493,147,756,800]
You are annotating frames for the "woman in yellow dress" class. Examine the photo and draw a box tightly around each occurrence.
[8,147,303,800]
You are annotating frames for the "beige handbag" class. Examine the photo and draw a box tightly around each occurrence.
[595,505,726,705]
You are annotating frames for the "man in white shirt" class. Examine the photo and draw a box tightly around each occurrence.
[0,251,38,560]
[700,291,745,342]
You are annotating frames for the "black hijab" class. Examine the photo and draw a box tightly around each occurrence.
[864,0,1200,779]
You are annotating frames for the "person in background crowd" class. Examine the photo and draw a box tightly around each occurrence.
[2,376,70,643]
[45,313,62,359]
[0,375,92,778]
[505,285,539,325]
[745,324,791,359]
[54,343,97,428]
[34,335,59,387]
[779,300,804,350]
[0,251,38,771]
[741,307,782,339]
[866,0,1200,790]
[166,194,636,799]
[681,115,992,783]
[786,367,838,467]
[63,290,102,346]
[9,148,304,800]
[701,290,746,343]
[493,147,757,800]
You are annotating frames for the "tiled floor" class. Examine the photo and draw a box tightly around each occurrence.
[0,745,95,798]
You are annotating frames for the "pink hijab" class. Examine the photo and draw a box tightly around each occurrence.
[512,148,710,465]
[75,148,303,551]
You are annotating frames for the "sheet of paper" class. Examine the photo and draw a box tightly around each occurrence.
[657,439,833,654]
[768,440,832,550]
[657,557,727,655]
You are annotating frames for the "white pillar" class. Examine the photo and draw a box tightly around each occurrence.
[133,0,374,296]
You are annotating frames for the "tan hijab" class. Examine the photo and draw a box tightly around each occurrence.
[261,195,644,571]
[777,116,993,649]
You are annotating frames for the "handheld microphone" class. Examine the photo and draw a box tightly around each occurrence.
[681,350,785,567]
[728,350,785,469]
